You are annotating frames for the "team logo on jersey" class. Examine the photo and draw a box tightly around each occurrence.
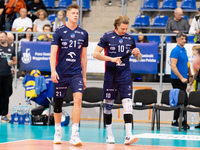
[21,48,31,64]
[111,36,115,39]
[8,48,11,52]
[62,42,67,46]
[71,33,75,38]
[68,52,76,58]
[63,31,67,33]
[119,39,123,44]
[110,47,115,50]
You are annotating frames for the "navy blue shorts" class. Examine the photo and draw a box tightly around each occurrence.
[53,73,84,98]
[103,79,132,100]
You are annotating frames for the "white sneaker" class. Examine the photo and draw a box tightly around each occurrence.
[53,132,62,144]
[124,135,138,145]
[69,132,82,146]
[106,134,115,144]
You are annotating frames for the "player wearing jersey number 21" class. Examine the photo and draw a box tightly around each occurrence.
[93,15,142,145]
[50,4,88,146]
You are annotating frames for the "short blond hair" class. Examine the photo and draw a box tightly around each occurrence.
[192,45,200,54]
[113,15,130,30]
[37,9,47,19]
[66,4,79,12]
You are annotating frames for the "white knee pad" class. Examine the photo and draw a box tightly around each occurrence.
[122,98,133,115]
[104,99,114,114]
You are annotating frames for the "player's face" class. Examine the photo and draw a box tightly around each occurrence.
[176,36,186,47]
[67,8,79,23]
[116,23,129,36]
[0,33,7,44]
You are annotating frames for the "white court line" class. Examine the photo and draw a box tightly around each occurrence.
[135,133,200,141]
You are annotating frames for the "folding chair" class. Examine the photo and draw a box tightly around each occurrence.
[180,91,200,131]
[132,89,157,130]
[153,90,186,131]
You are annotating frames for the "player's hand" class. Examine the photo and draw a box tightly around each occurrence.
[8,60,13,66]
[83,77,87,90]
[51,71,59,83]
[131,48,140,56]
[11,66,15,74]
[111,57,121,65]
[186,85,192,92]
[180,77,187,83]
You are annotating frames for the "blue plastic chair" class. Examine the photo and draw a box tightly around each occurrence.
[181,0,196,10]
[58,0,72,8]
[161,0,177,9]
[147,35,161,44]
[153,15,169,26]
[143,0,158,9]
[182,15,189,21]
[47,14,57,25]
[43,0,55,7]
[187,36,195,43]
[133,15,150,26]
[165,36,171,43]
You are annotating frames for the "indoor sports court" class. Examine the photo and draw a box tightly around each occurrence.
[1,81,200,150]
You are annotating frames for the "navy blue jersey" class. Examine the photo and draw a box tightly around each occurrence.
[51,25,88,76]
[98,30,136,81]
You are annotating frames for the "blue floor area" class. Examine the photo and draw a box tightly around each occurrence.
[0,122,200,148]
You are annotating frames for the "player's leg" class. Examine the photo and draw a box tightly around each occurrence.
[54,98,63,144]
[104,99,115,144]
[119,79,138,145]
[69,73,84,146]
[53,79,69,144]
[122,98,138,145]
[103,81,118,144]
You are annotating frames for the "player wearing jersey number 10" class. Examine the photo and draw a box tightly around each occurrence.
[50,4,88,146]
[93,15,142,145]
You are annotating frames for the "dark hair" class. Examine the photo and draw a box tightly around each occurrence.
[0,31,7,36]
[25,27,33,41]
[43,24,51,30]
[137,31,149,43]
[176,32,187,39]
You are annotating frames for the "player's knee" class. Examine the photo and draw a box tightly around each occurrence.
[122,98,132,114]
[73,95,82,107]
[54,98,63,113]
[104,100,114,114]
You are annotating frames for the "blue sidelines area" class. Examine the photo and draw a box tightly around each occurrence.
[0,122,200,148]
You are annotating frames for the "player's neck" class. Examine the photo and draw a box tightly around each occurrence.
[0,42,8,47]
[66,22,77,30]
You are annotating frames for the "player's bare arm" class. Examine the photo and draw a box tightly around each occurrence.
[50,45,60,83]
[93,45,122,64]
[81,47,87,90]
[171,58,187,83]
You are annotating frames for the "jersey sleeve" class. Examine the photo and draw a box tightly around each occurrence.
[51,28,60,45]
[82,31,88,47]
[170,49,179,59]
[97,33,107,48]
